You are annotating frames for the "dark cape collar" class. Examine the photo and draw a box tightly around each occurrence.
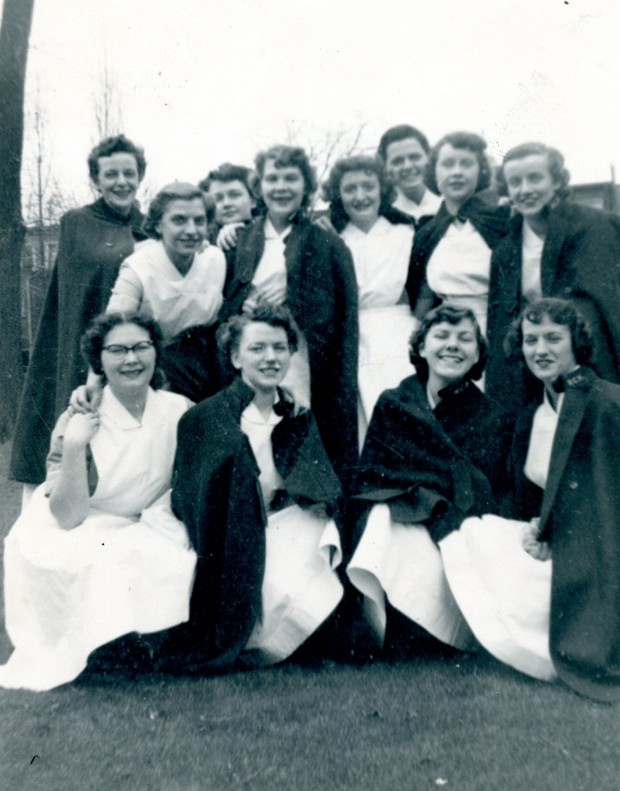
[552,365,596,394]
[431,195,509,249]
[225,376,295,420]
[87,197,148,239]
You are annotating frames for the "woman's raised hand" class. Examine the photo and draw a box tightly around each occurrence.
[522,519,552,561]
[69,371,103,413]
[216,222,243,251]
[63,411,100,448]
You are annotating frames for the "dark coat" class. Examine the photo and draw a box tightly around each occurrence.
[351,375,513,552]
[405,196,510,316]
[219,214,359,491]
[504,367,620,702]
[486,202,620,411]
[10,199,147,484]
[170,377,342,670]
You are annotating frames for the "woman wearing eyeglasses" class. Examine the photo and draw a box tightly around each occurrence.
[0,313,197,691]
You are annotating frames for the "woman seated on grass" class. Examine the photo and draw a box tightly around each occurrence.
[168,304,344,670]
[441,298,620,702]
[0,313,196,691]
[347,304,512,656]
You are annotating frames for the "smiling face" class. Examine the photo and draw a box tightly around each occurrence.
[435,143,480,209]
[521,316,577,386]
[419,318,480,389]
[101,322,157,399]
[503,153,560,220]
[207,179,255,226]
[156,198,207,267]
[260,159,306,229]
[339,169,381,231]
[231,322,292,394]
[92,152,141,216]
[384,137,428,198]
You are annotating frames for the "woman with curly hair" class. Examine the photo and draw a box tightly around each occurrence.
[10,135,149,489]
[323,154,415,445]
[347,304,512,655]
[442,298,620,702]
[170,305,343,670]
[219,145,359,491]
[406,131,509,336]
[0,313,196,691]
[485,142,620,411]
[77,182,226,405]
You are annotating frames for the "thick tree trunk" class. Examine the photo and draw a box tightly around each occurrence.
[0,0,35,441]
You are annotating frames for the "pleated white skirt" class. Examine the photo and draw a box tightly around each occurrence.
[440,514,556,681]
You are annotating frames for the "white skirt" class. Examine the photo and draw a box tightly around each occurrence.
[358,305,417,448]
[346,504,473,649]
[244,505,343,664]
[440,515,556,681]
[0,487,197,691]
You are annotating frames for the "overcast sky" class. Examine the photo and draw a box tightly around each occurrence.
[12,0,620,206]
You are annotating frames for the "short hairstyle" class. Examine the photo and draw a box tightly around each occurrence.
[496,142,571,201]
[322,155,395,232]
[81,311,165,388]
[198,162,254,194]
[504,297,593,365]
[216,304,299,365]
[87,134,147,182]
[409,303,487,383]
[425,132,491,195]
[143,182,208,239]
[377,124,430,161]
[253,145,317,212]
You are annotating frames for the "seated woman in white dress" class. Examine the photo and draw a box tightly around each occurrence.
[441,298,620,702]
[0,313,197,691]
[169,304,344,670]
[347,304,512,654]
[81,182,225,404]
[323,155,416,447]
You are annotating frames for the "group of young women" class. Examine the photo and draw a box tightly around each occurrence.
[2,128,620,703]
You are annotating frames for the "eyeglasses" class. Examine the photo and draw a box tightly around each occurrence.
[102,341,155,359]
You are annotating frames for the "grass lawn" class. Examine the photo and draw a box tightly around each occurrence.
[0,441,618,791]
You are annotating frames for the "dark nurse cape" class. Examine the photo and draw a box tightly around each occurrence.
[10,198,147,484]
[504,367,620,702]
[170,378,342,671]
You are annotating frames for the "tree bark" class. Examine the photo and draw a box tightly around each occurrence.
[0,0,35,441]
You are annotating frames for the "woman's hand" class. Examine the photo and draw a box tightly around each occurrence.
[63,411,100,448]
[216,222,243,251]
[279,386,309,416]
[313,215,337,235]
[242,273,287,313]
[69,370,103,413]
[253,272,287,307]
[522,519,552,561]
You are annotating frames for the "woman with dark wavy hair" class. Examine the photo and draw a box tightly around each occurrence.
[0,313,196,691]
[442,298,620,702]
[406,132,509,336]
[219,144,359,491]
[170,304,343,670]
[347,304,511,655]
[323,155,415,445]
[486,142,620,412]
[11,135,149,490]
